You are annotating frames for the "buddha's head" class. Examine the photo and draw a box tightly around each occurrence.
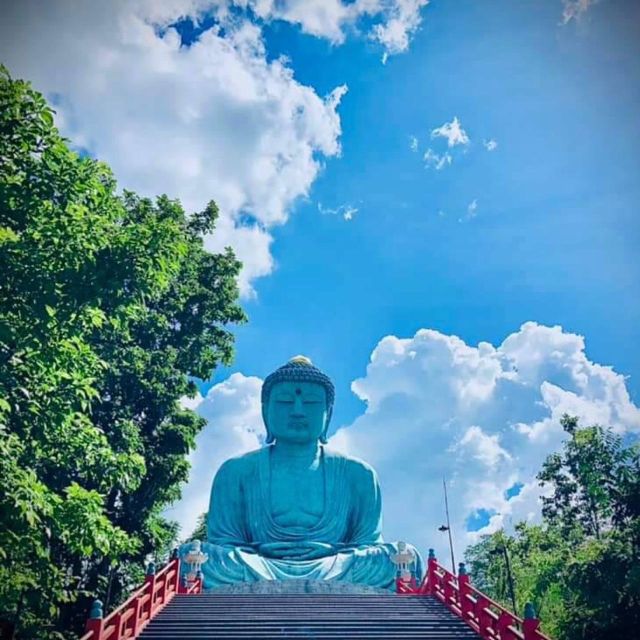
[261,356,335,445]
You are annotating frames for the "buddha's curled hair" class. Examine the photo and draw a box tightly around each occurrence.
[261,356,335,443]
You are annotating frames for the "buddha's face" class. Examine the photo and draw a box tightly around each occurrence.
[266,381,328,444]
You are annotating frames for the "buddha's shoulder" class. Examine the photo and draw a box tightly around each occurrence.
[322,447,378,480]
[216,447,266,477]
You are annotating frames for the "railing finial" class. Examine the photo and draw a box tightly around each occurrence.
[89,599,103,620]
[428,548,436,560]
[146,561,156,576]
[458,562,467,576]
[524,602,536,619]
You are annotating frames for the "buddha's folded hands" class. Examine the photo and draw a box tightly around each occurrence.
[256,541,338,560]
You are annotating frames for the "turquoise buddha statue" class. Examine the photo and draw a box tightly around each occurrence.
[181,356,423,590]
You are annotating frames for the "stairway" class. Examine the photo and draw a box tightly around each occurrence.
[139,593,480,638]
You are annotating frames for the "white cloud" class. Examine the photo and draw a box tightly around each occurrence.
[483,138,498,151]
[561,0,598,24]
[369,0,430,63]
[329,322,640,562]
[236,0,429,61]
[458,199,478,222]
[457,425,512,468]
[0,1,431,290]
[431,116,470,148]
[423,148,452,170]
[409,135,419,152]
[180,393,205,411]
[0,1,350,297]
[318,202,359,221]
[166,373,264,536]
[343,207,357,221]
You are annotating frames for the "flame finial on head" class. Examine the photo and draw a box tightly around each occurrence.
[289,355,313,366]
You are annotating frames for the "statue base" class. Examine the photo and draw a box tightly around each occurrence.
[205,579,390,594]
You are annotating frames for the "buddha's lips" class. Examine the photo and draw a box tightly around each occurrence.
[288,420,308,429]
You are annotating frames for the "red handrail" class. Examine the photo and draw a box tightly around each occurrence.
[396,552,550,640]
[80,557,202,640]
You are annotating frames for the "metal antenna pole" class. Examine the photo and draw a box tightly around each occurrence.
[442,476,456,575]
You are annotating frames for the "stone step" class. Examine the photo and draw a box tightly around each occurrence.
[141,632,478,638]
[139,593,480,639]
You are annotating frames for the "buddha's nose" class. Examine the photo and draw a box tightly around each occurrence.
[292,395,305,416]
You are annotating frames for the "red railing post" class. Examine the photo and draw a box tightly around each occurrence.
[476,595,491,639]
[172,551,181,594]
[111,611,122,640]
[425,548,437,595]
[84,600,104,640]
[523,602,541,640]
[497,610,512,637]
[129,596,140,637]
[458,563,472,622]
[419,555,552,640]
[443,571,454,607]
[144,562,157,614]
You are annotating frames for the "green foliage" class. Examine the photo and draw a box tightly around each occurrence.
[186,512,209,543]
[464,415,640,640]
[0,66,246,638]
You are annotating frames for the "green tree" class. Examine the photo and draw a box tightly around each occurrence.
[186,512,209,543]
[0,67,246,638]
[465,524,571,639]
[465,415,640,640]
[537,416,640,639]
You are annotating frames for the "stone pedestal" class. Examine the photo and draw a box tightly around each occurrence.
[207,579,389,594]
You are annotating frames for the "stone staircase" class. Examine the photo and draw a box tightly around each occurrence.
[138,593,480,639]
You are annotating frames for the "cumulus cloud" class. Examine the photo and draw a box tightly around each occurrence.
[431,116,470,148]
[0,1,350,297]
[329,322,640,561]
[167,373,264,536]
[483,138,498,151]
[457,425,512,468]
[0,1,431,291]
[240,0,429,61]
[409,135,419,152]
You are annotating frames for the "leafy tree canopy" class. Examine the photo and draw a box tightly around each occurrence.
[465,415,640,640]
[0,66,246,638]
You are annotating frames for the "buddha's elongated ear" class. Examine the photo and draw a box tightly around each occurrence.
[262,405,274,444]
[319,408,333,445]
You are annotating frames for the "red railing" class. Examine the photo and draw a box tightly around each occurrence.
[397,551,550,640]
[80,557,202,640]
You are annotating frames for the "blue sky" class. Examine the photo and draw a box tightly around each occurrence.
[216,0,640,427]
[2,0,639,561]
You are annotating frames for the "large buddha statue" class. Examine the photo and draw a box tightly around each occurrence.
[181,356,423,590]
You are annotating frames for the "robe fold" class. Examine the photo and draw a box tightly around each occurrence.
[181,445,423,590]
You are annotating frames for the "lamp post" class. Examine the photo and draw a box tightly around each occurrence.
[439,476,456,575]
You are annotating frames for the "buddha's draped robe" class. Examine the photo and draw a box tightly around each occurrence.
[185,446,423,590]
